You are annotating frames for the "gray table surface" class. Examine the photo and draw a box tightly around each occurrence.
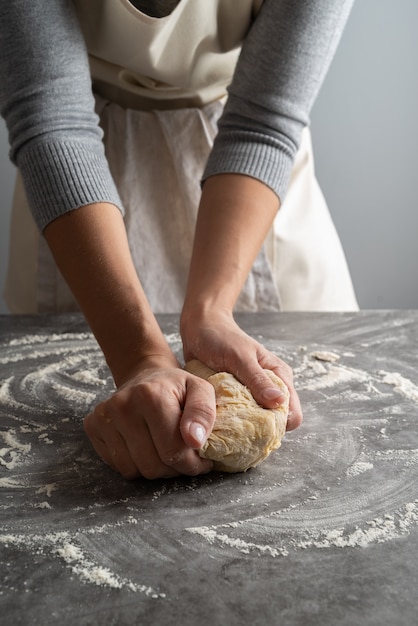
[0,311,417,626]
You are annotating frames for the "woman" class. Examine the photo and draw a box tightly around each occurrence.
[0,0,357,479]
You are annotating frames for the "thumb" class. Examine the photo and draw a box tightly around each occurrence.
[239,366,289,410]
[179,376,216,449]
[238,363,303,431]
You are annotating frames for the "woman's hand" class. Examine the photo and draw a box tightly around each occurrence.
[181,174,302,432]
[180,308,303,432]
[43,203,217,480]
[84,355,216,480]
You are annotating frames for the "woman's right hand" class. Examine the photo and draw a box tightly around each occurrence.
[84,355,217,480]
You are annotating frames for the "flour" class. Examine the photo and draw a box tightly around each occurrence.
[374,449,418,466]
[0,430,31,470]
[0,476,23,488]
[300,363,370,391]
[50,379,97,405]
[187,525,288,557]
[35,483,57,498]
[0,529,166,598]
[0,431,30,453]
[163,332,182,345]
[38,433,53,445]
[55,542,126,590]
[7,332,91,347]
[1,325,418,597]
[297,501,418,550]
[64,367,105,386]
[56,540,166,597]
[379,370,418,402]
[295,357,418,409]
[310,350,340,362]
[346,461,374,477]
[187,500,418,558]
[0,345,88,366]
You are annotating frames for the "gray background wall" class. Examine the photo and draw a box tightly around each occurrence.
[310,0,418,309]
[1,0,417,314]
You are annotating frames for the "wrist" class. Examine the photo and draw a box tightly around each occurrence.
[114,350,180,388]
[180,300,233,339]
[105,317,177,387]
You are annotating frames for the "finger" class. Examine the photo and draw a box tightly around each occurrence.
[139,387,214,477]
[147,416,214,477]
[179,377,217,450]
[286,389,303,431]
[100,400,182,480]
[86,410,182,480]
[267,363,303,431]
[87,433,118,473]
[233,355,303,431]
[234,356,290,409]
[84,409,141,479]
[122,421,181,480]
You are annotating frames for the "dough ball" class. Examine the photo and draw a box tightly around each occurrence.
[185,360,289,473]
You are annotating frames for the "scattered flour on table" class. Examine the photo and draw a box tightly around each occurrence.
[0,430,31,470]
[310,351,340,363]
[163,332,182,345]
[2,334,417,589]
[187,500,418,557]
[187,525,288,558]
[379,371,418,402]
[294,354,418,406]
[0,530,166,599]
[374,449,418,467]
[35,483,57,498]
[298,500,418,550]
[0,477,23,488]
[299,363,370,391]
[6,333,92,347]
[0,345,88,366]
[38,433,53,445]
[346,461,374,477]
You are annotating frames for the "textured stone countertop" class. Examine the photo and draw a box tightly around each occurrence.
[0,311,417,625]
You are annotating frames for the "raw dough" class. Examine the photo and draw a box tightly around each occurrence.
[185,360,289,473]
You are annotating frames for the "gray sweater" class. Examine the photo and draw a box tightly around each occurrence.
[0,0,354,232]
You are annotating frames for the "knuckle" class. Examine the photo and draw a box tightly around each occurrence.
[287,409,303,431]
[247,370,270,390]
[282,363,294,379]
[108,390,131,415]
[139,465,162,481]
[194,402,216,427]
[83,414,94,436]
[120,467,141,481]
[160,448,184,467]
[184,461,204,477]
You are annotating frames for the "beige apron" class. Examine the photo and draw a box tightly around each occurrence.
[3,0,358,313]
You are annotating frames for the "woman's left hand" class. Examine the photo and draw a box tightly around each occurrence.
[180,308,303,431]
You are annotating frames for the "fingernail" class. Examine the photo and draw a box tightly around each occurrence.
[262,388,285,403]
[191,423,206,446]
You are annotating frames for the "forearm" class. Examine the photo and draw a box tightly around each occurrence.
[204,0,355,202]
[180,173,302,429]
[182,173,279,321]
[44,202,175,386]
[0,0,121,232]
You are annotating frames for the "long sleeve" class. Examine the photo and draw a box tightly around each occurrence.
[0,0,354,233]
[0,0,122,232]
[203,0,355,203]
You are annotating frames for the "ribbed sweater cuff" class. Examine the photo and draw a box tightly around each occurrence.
[17,138,123,232]
[202,131,295,203]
